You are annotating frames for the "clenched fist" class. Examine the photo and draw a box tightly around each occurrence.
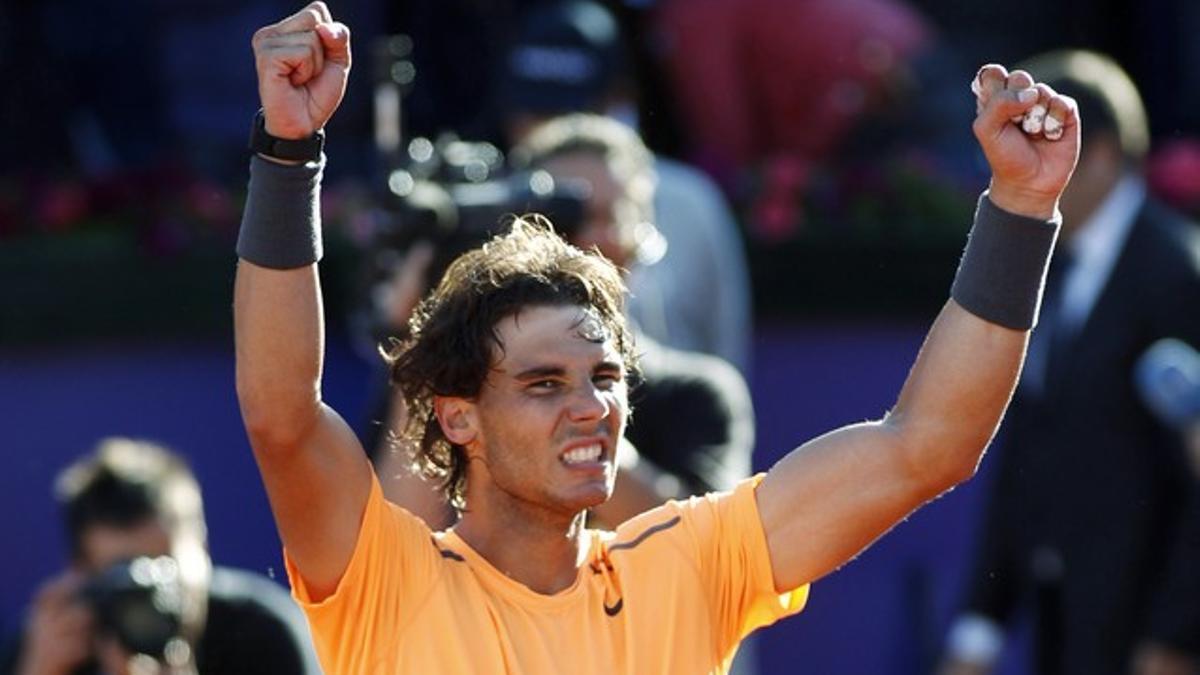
[252,2,351,140]
[970,64,1080,220]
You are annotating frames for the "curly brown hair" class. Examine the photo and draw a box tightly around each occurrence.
[384,215,639,510]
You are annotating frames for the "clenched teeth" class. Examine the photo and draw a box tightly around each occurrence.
[562,444,603,464]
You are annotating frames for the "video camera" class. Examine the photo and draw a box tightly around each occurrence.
[371,134,589,291]
[370,35,587,290]
[79,556,184,659]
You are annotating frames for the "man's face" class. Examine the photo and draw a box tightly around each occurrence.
[459,304,628,518]
[78,519,173,573]
[538,152,639,268]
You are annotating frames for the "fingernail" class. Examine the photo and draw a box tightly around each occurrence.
[1021,104,1047,135]
[1043,116,1063,140]
[1017,88,1038,103]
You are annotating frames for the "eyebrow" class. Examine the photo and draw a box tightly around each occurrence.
[513,366,567,382]
[595,360,624,374]
[512,360,624,382]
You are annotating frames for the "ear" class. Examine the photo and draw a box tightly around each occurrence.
[434,396,478,447]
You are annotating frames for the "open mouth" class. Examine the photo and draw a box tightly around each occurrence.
[561,443,604,465]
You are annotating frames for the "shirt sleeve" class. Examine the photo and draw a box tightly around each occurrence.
[284,473,442,673]
[676,474,809,652]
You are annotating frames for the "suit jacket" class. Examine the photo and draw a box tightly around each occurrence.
[963,198,1200,674]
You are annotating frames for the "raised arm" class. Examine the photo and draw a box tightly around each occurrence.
[234,2,371,600]
[756,66,1081,591]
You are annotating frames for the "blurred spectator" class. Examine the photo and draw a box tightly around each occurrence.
[0,438,320,675]
[385,0,684,151]
[656,0,931,183]
[653,0,980,249]
[941,51,1200,675]
[500,0,754,373]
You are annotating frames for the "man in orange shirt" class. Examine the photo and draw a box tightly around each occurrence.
[234,4,1080,673]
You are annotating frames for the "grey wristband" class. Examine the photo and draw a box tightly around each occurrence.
[236,154,325,269]
[950,192,1061,330]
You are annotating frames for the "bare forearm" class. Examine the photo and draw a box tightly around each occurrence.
[757,303,1026,590]
[886,300,1025,488]
[234,261,325,448]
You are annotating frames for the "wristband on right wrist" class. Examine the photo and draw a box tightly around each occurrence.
[949,192,1062,330]
[236,154,325,269]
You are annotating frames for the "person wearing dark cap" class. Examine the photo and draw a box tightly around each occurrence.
[501,0,754,377]
[502,0,628,142]
[941,51,1200,675]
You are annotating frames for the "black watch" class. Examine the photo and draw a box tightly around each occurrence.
[248,109,325,162]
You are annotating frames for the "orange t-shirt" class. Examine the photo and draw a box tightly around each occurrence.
[286,474,808,674]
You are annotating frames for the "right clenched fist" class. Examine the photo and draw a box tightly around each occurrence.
[252,2,351,140]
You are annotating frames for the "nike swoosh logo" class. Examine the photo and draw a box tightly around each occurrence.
[604,598,623,617]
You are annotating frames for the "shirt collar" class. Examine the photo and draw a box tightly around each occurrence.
[1068,172,1145,264]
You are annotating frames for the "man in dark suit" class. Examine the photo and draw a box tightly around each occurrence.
[942,51,1200,675]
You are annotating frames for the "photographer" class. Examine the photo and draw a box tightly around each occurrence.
[0,439,319,675]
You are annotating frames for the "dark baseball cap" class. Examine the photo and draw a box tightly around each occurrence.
[503,0,624,115]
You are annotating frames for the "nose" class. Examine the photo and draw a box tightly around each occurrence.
[567,382,610,423]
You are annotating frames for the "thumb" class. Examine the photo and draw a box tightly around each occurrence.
[316,22,352,69]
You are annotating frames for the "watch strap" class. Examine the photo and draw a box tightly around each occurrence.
[248,109,325,162]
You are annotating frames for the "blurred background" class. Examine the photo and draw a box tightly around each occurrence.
[3,0,1200,673]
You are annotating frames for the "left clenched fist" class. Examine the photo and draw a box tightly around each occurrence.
[970,64,1080,220]
[252,2,351,140]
